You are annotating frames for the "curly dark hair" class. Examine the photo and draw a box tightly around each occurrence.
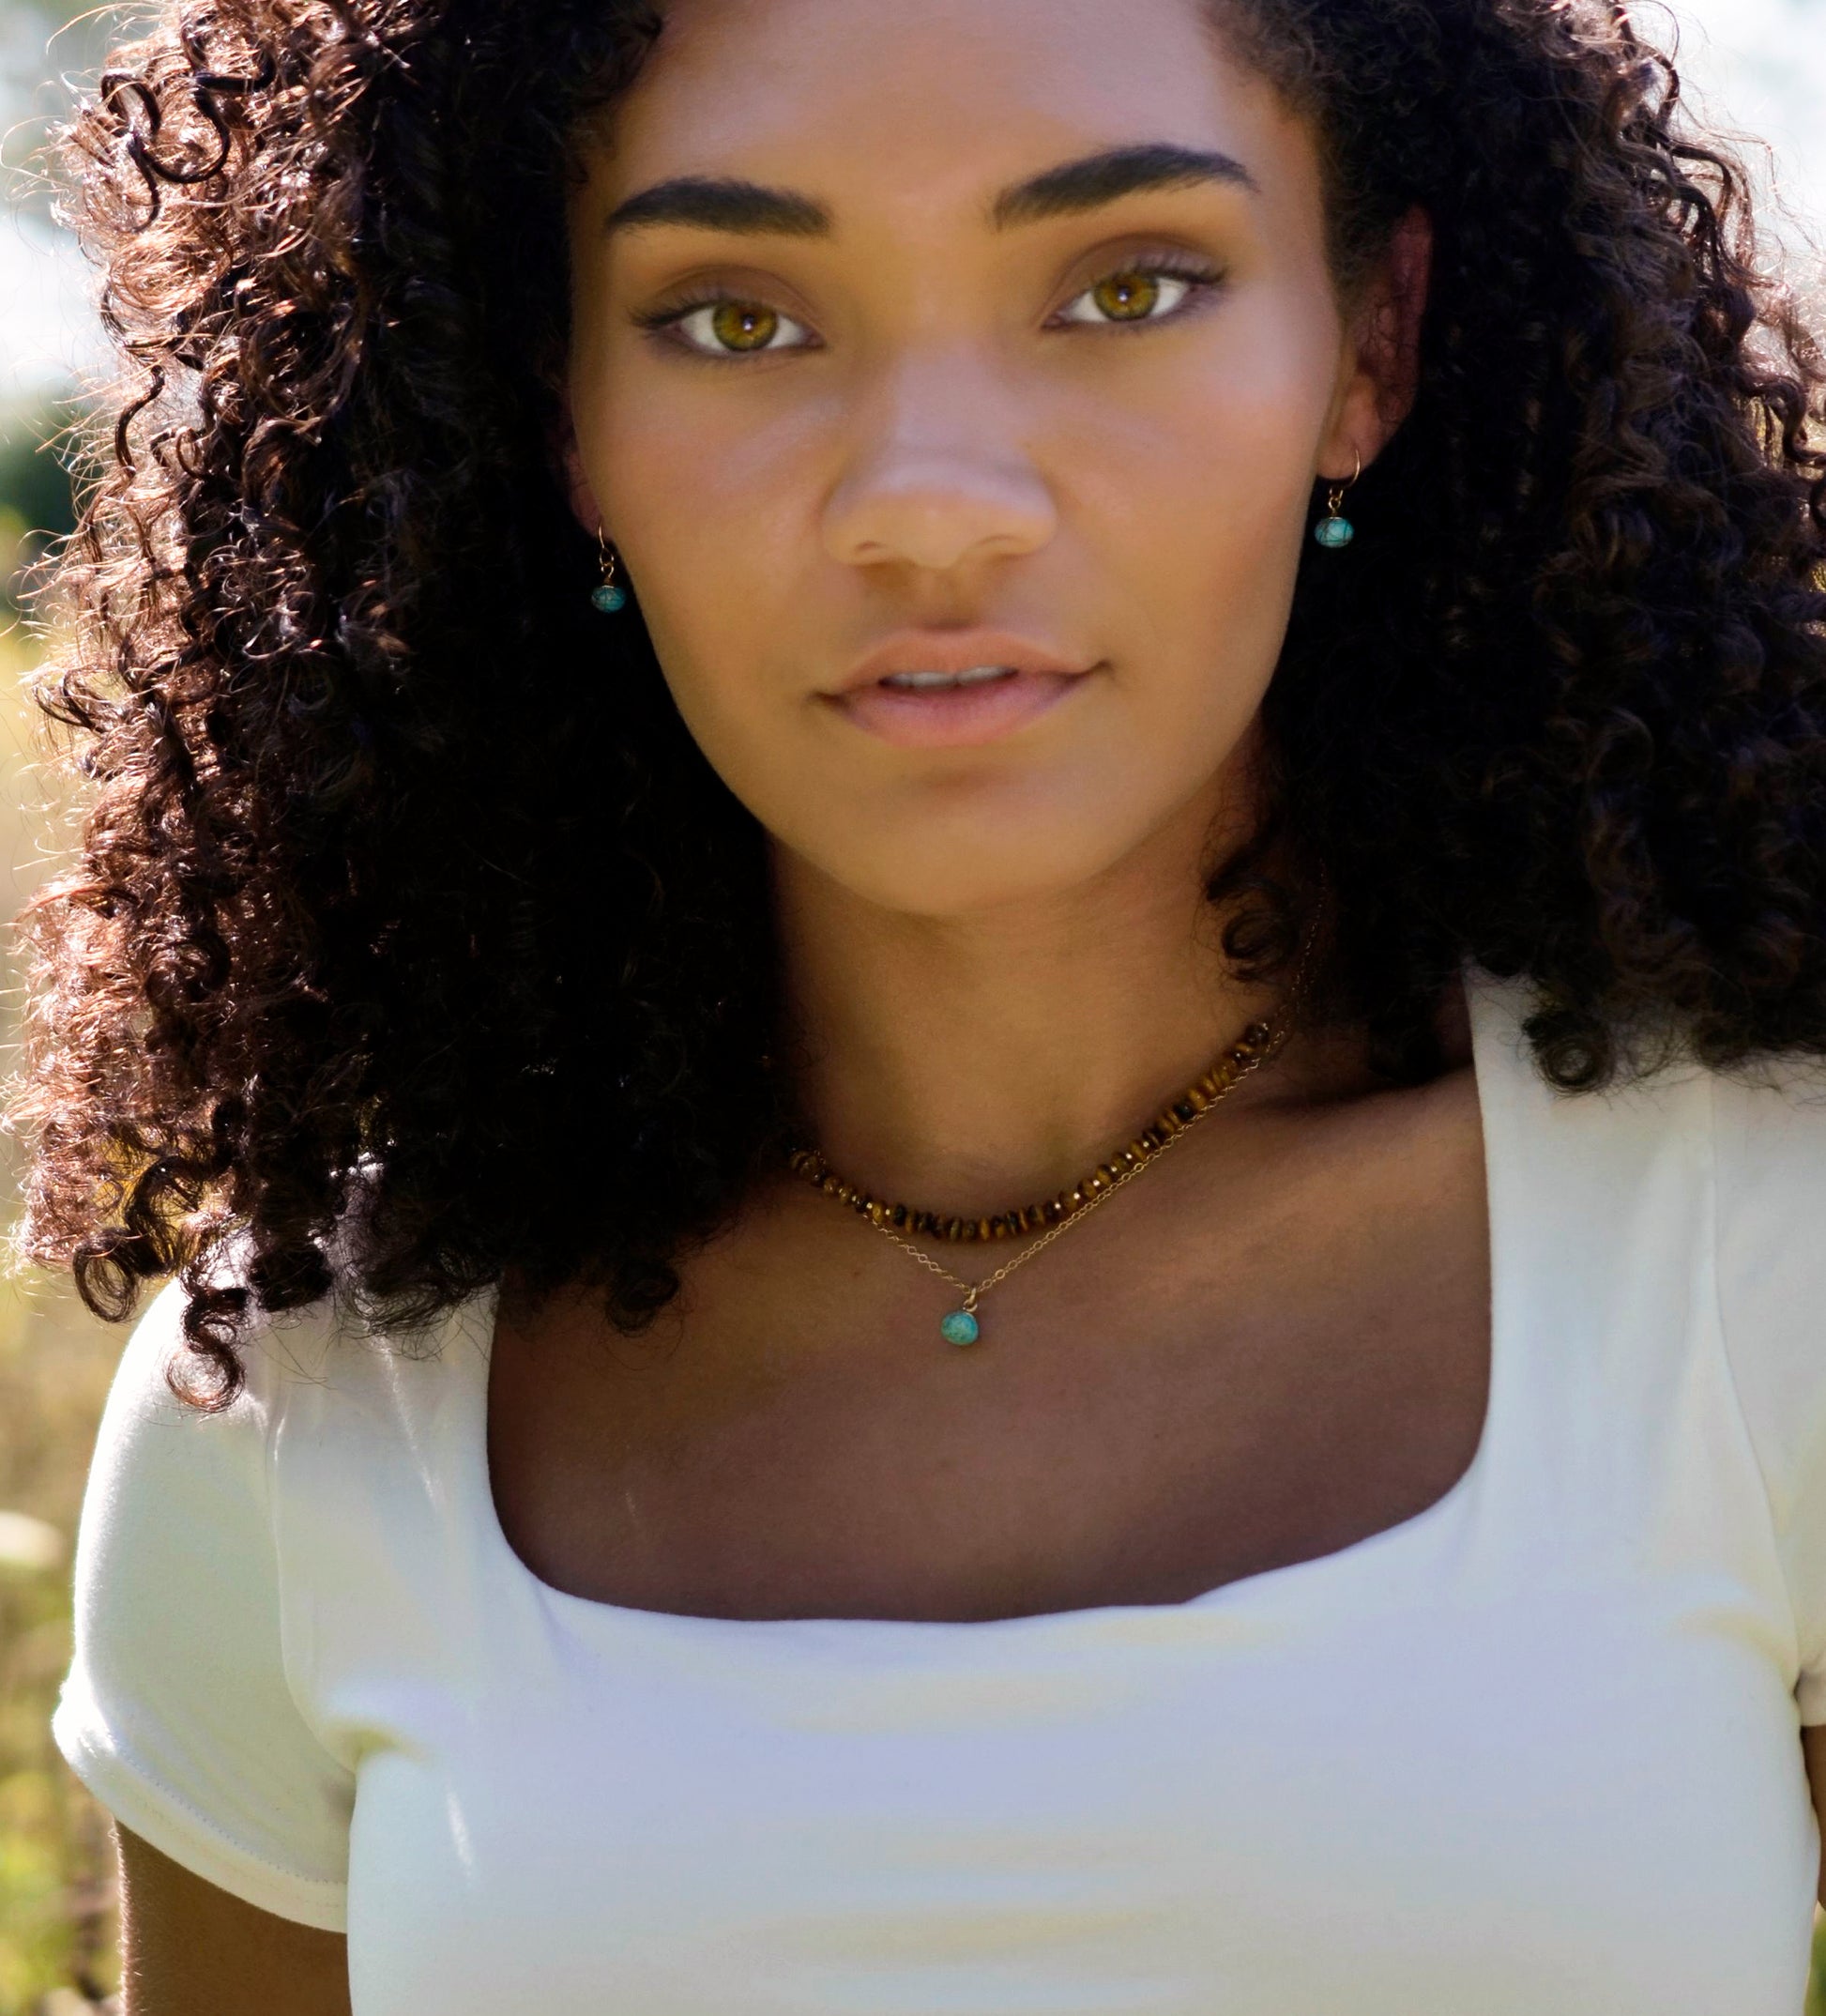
[15,0,1826,1403]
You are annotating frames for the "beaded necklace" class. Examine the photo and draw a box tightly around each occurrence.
[788,918,1319,1347]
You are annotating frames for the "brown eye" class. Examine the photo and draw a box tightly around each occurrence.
[709,302,780,351]
[1056,262,1216,330]
[1089,271,1162,322]
[657,298,813,358]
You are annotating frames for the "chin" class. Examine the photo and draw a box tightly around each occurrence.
[789,806,1168,920]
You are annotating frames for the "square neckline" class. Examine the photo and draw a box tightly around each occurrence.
[464,969,1521,1638]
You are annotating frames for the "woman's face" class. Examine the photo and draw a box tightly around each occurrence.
[567,0,1395,917]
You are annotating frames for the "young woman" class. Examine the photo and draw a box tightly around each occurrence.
[28,0,1826,2008]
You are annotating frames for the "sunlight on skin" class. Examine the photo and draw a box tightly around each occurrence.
[564,0,1413,924]
[561,0,1431,1229]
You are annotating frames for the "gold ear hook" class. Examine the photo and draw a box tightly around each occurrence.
[1315,450,1362,552]
[591,525,629,613]
[1325,449,1363,517]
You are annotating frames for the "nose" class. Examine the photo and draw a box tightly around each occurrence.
[821,353,1058,575]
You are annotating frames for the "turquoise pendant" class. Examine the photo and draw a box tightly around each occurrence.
[939,1307,981,1347]
[591,582,629,613]
[1313,514,1355,550]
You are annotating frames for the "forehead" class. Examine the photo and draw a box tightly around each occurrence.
[600,0,1297,209]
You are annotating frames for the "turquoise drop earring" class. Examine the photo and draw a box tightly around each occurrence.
[1313,451,1362,550]
[591,527,628,613]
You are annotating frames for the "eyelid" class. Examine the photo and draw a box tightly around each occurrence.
[632,292,820,361]
[631,247,1227,358]
[1048,248,1226,328]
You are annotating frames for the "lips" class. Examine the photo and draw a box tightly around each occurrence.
[824,630,1097,749]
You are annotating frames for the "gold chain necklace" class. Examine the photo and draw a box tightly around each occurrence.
[789,919,1320,1347]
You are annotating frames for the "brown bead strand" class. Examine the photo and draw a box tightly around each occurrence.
[785,1018,1275,1242]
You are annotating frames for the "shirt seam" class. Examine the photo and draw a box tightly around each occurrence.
[55,1708,348,1895]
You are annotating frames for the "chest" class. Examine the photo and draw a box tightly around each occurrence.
[305,1009,1820,2014]
[487,1074,1492,1623]
[335,1562,1816,2016]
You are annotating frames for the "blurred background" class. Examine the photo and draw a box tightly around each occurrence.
[1,0,1824,2009]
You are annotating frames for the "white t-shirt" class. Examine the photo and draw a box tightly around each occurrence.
[51,971,1826,2014]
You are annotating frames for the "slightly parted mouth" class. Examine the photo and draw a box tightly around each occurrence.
[828,629,1097,697]
[875,664,1019,692]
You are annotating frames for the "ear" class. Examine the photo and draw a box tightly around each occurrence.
[1317,206,1434,481]
[557,391,608,541]
[1370,206,1434,429]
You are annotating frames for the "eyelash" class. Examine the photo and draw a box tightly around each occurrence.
[632,252,1226,361]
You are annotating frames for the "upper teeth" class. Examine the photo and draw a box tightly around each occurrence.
[881,665,1015,689]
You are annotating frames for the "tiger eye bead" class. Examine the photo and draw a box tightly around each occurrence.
[791,995,1295,1260]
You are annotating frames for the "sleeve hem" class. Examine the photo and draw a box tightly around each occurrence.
[52,1703,348,1933]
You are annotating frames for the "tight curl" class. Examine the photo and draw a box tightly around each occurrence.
[15,0,1826,1403]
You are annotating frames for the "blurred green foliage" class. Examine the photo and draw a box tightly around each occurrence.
[0,397,80,624]
[0,408,119,2005]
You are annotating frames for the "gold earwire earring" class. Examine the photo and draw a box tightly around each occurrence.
[1314,449,1363,550]
[591,527,628,612]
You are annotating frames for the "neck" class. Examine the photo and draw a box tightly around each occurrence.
[775,782,1308,1218]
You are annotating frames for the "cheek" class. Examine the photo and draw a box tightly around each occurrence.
[1070,321,1334,713]
[567,278,1341,916]
[585,380,828,728]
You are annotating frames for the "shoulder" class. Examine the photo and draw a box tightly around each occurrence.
[55,1275,371,1930]
[107,1271,353,1428]
[86,1267,490,1550]
[1468,970,1825,1364]
[74,1276,360,1576]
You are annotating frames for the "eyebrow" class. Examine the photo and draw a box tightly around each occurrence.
[601,142,1259,240]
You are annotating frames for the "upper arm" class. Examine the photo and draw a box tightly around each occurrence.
[117,1825,351,2016]
[53,1283,356,1932]
[1803,1730,1826,1909]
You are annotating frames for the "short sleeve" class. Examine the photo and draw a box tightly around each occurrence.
[51,1278,355,1930]
[1712,1067,1826,1725]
